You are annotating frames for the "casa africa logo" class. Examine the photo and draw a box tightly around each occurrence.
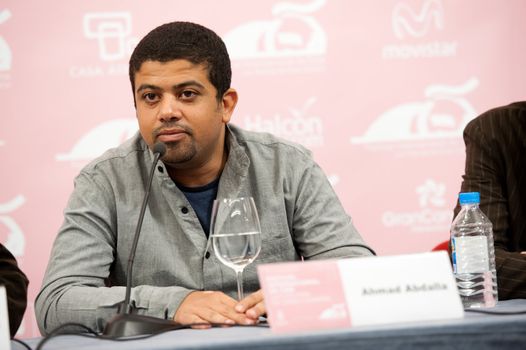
[382,179,453,233]
[243,97,324,148]
[383,0,457,59]
[56,119,138,163]
[70,12,138,78]
[223,0,327,75]
[351,77,478,145]
[0,195,26,257]
[83,12,135,61]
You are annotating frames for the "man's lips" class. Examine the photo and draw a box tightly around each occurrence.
[156,129,187,143]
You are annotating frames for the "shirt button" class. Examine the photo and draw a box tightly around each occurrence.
[205,251,211,259]
[181,207,189,214]
[157,166,164,173]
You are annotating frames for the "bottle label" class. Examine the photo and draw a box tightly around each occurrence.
[451,236,489,274]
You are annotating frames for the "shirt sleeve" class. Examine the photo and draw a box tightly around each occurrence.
[454,118,526,300]
[0,243,28,337]
[34,171,193,335]
[291,155,376,259]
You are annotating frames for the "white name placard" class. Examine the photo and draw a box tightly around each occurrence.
[339,251,464,326]
[0,286,11,350]
[258,251,464,333]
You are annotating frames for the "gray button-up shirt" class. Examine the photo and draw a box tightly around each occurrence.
[35,124,374,334]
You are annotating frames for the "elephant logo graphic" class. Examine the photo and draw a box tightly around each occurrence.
[56,119,138,162]
[351,78,478,144]
[224,0,326,59]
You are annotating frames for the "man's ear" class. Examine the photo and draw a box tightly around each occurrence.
[221,88,238,123]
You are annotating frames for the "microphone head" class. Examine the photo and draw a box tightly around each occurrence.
[153,142,167,157]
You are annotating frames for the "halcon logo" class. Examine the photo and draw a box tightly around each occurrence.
[392,0,444,39]
[56,119,138,162]
[382,179,453,232]
[83,12,135,61]
[243,98,324,148]
[351,77,478,144]
[224,0,326,59]
[0,195,25,257]
[0,9,12,71]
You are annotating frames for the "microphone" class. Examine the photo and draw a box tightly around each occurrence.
[103,142,180,338]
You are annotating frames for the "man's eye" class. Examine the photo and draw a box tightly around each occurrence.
[180,90,197,99]
[143,93,158,102]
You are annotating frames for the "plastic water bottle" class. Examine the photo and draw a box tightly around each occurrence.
[450,192,498,308]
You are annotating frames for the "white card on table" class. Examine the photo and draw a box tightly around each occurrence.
[339,251,464,326]
[0,286,11,350]
[258,251,464,333]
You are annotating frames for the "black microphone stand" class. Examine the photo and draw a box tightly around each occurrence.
[102,143,180,338]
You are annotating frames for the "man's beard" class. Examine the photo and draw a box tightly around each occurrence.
[152,122,195,164]
[162,140,197,165]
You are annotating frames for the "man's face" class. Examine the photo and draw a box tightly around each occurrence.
[134,59,236,169]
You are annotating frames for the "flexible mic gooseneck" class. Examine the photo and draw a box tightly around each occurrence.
[122,142,167,314]
[103,142,180,338]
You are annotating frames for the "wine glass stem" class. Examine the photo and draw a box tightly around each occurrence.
[236,270,244,300]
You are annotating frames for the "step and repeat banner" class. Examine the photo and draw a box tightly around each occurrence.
[1,0,525,338]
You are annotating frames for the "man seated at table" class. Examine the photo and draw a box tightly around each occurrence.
[454,101,526,299]
[35,21,374,334]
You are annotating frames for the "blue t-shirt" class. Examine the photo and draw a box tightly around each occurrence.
[176,178,220,237]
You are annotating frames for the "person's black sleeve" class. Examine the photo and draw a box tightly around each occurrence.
[454,111,526,300]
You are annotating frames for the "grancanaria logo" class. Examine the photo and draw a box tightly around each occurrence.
[381,179,453,232]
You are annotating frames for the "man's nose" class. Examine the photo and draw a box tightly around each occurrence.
[158,95,182,122]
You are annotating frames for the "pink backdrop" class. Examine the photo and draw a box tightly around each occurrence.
[1,0,525,338]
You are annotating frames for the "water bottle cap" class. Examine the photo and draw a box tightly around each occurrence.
[459,192,480,205]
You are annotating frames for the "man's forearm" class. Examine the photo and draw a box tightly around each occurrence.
[35,282,193,334]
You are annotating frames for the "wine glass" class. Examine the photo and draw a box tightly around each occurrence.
[210,197,262,301]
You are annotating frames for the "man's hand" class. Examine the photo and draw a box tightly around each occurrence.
[235,289,266,322]
[174,291,255,327]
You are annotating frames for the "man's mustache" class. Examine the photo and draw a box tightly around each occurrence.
[152,122,193,138]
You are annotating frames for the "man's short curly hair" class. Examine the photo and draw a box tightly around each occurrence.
[129,21,231,101]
